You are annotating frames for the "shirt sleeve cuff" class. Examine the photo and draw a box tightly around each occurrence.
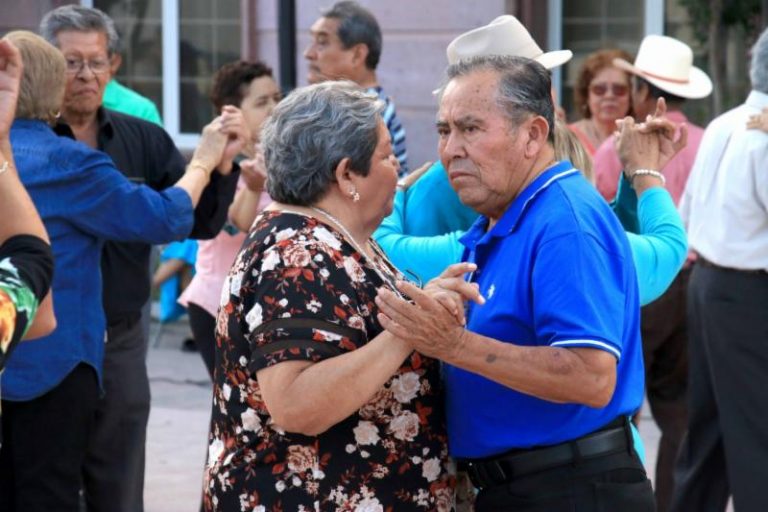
[549,339,622,361]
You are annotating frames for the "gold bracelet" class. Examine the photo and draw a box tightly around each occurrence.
[186,161,212,179]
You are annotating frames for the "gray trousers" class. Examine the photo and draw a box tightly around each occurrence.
[671,263,768,512]
[82,314,150,512]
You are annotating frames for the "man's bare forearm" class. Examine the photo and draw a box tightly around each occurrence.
[442,330,617,408]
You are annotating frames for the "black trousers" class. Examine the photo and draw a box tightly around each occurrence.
[474,447,654,511]
[188,303,217,380]
[82,315,150,512]
[0,363,99,512]
[671,264,768,512]
[640,266,691,512]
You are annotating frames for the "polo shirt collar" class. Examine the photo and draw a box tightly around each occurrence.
[460,160,578,250]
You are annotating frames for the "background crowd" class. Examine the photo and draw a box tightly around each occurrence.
[0,2,767,512]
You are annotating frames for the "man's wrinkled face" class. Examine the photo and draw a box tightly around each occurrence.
[58,30,112,117]
[437,70,528,218]
[303,17,356,84]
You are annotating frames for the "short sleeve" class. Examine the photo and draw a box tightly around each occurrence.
[235,219,378,374]
[532,232,627,360]
[0,236,51,371]
[0,235,54,303]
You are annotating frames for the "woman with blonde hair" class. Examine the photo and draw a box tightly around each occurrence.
[0,30,239,510]
[0,37,55,418]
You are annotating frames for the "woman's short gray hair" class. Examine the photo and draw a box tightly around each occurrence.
[262,81,384,206]
[40,5,120,55]
[750,27,768,94]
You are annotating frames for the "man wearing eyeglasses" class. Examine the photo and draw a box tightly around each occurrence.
[591,35,713,512]
[4,6,240,512]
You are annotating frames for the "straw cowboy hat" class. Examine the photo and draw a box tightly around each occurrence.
[446,15,572,69]
[614,35,713,99]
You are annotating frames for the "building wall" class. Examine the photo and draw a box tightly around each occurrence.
[251,0,511,171]
[0,0,73,35]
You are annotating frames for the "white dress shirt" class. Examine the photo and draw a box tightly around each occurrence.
[680,91,768,271]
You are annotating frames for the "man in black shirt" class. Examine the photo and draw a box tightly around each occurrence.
[41,6,240,511]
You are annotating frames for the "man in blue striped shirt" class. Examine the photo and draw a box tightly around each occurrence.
[304,1,409,175]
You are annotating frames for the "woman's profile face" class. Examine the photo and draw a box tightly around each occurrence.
[356,120,400,225]
[239,75,282,143]
[587,66,631,124]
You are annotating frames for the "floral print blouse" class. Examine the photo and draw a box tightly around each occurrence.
[204,211,455,511]
[0,235,54,446]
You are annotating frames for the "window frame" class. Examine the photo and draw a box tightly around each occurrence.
[81,0,202,150]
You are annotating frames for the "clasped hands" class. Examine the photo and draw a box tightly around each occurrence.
[193,105,250,175]
[615,97,688,177]
[375,262,485,362]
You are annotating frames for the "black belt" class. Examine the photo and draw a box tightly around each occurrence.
[464,417,632,489]
[697,257,767,276]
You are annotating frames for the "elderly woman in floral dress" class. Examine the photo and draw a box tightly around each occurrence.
[203,81,480,511]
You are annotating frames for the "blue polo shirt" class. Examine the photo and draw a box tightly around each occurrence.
[445,160,644,458]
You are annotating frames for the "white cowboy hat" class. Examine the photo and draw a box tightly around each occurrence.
[614,35,712,99]
[446,15,572,69]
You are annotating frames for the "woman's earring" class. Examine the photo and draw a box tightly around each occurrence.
[350,188,360,202]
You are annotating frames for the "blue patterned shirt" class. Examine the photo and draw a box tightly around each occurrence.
[368,86,408,176]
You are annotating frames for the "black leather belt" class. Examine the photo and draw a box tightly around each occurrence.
[464,418,631,489]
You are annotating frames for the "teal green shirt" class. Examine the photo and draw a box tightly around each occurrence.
[102,80,162,126]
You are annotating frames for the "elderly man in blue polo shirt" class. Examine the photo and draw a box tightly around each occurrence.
[376,54,655,511]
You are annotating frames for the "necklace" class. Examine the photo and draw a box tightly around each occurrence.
[309,206,405,295]
[309,206,370,256]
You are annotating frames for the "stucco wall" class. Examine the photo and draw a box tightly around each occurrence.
[252,0,509,171]
[0,0,73,35]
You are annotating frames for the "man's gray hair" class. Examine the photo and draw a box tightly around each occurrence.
[262,81,384,206]
[322,1,382,70]
[40,5,120,55]
[440,55,555,143]
[750,26,768,94]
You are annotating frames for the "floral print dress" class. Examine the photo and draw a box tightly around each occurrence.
[204,211,455,511]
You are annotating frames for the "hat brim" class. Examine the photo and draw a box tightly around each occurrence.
[614,57,713,99]
[535,50,573,70]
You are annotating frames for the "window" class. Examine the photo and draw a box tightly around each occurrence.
[664,0,750,124]
[178,1,241,133]
[558,0,645,119]
[91,0,241,149]
[86,0,163,115]
[547,0,663,120]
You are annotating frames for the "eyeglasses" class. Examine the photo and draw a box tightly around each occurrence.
[589,82,629,97]
[65,58,111,75]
